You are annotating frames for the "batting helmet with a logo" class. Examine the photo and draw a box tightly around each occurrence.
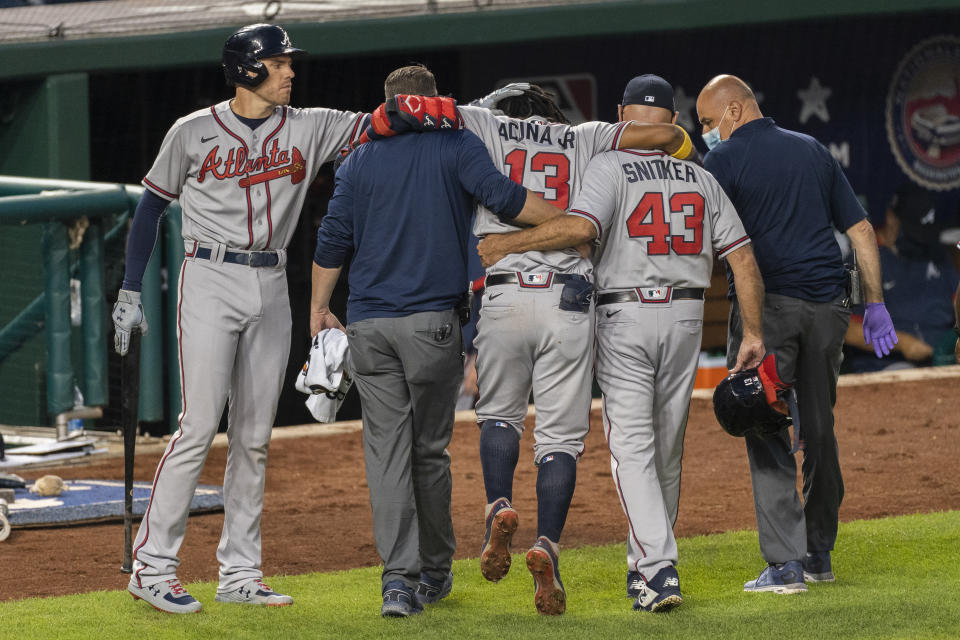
[222,24,305,88]
[713,354,791,438]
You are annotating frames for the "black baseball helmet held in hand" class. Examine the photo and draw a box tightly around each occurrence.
[222,24,305,88]
[713,353,791,438]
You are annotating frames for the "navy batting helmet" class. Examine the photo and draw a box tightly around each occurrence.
[713,354,791,438]
[222,24,305,88]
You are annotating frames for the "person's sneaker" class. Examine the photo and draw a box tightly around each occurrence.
[633,566,683,613]
[744,561,808,594]
[803,551,835,583]
[525,536,566,616]
[215,578,293,606]
[627,570,643,599]
[128,578,202,614]
[381,580,423,618]
[480,497,519,582]
[415,571,453,605]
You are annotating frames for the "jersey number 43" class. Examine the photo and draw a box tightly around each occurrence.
[626,191,704,255]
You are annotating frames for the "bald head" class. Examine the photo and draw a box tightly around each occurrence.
[696,74,763,145]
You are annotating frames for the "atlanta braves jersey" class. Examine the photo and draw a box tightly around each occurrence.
[570,149,750,290]
[142,100,364,249]
[459,105,629,275]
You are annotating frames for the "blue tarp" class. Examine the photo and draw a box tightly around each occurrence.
[8,480,223,527]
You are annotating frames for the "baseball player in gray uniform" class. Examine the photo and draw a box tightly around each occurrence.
[111,24,364,614]
[478,75,765,613]
[457,84,698,616]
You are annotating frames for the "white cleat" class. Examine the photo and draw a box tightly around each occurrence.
[129,578,202,614]
[215,579,293,606]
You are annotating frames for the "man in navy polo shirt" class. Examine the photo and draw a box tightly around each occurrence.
[696,75,897,593]
[310,65,562,618]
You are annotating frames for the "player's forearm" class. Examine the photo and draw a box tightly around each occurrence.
[727,245,764,340]
[311,263,342,313]
[121,191,169,292]
[846,219,884,304]
[496,216,595,254]
[512,190,566,227]
[619,123,694,160]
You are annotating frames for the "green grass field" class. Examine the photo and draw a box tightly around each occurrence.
[5,511,958,639]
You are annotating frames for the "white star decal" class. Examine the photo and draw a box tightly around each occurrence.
[798,76,832,124]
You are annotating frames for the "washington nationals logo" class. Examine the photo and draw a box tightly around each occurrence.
[885,35,960,191]
[197,140,306,187]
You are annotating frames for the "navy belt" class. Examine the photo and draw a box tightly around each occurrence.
[485,272,587,288]
[597,288,704,306]
[194,247,280,267]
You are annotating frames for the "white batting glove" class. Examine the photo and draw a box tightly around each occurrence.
[112,289,148,356]
[470,82,532,111]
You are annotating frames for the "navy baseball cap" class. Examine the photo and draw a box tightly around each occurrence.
[621,74,675,112]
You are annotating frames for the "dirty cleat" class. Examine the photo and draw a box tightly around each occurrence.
[526,536,566,616]
[215,578,293,606]
[803,551,835,583]
[129,578,202,614]
[381,580,423,618]
[480,498,519,582]
[744,561,807,594]
[633,566,683,613]
[415,571,453,605]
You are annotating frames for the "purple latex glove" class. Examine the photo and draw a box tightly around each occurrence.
[862,302,898,358]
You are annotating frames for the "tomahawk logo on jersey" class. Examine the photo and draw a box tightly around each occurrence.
[197,142,306,185]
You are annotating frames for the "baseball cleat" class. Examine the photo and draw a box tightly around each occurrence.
[215,578,293,606]
[803,551,835,583]
[526,536,566,616]
[627,570,643,599]
[480,498,519,582]
[415,571,453,605]
[744,561,807,594]
[129,578,202,614]
[381,580,423,618]
[633,566,683,613]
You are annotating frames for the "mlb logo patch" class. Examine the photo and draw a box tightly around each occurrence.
[524,273,547,285]
[639,286,670,302]
[645,95,655,103]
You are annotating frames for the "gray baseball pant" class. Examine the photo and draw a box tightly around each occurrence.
[727,292,850,564]
[346,309,462,590]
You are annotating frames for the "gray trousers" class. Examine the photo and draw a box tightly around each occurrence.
[346,309,462,590]
[727,292,850,564]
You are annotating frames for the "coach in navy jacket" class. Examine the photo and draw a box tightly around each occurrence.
[696,74,896,593]
[310,66,562,617]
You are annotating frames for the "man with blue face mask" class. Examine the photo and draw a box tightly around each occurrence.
[695,74,897,594]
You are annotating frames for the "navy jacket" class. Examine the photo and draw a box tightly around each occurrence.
[314,130,526,323]
[704,118,866,302]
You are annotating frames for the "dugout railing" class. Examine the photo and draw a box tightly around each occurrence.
[0,176,182,438]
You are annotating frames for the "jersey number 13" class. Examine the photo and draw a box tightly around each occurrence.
[504,149,571,208]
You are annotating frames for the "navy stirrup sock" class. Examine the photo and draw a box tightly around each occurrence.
[479,420,520,503]
[535,452,577,542]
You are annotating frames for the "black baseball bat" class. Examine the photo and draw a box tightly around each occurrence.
[120,330,141,574]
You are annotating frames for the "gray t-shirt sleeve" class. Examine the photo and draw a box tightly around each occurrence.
[707,175,751,258]
[142,121,189,200]
[568,153,619,239]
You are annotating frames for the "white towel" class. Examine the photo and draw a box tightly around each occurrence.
[295,329,353,423]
